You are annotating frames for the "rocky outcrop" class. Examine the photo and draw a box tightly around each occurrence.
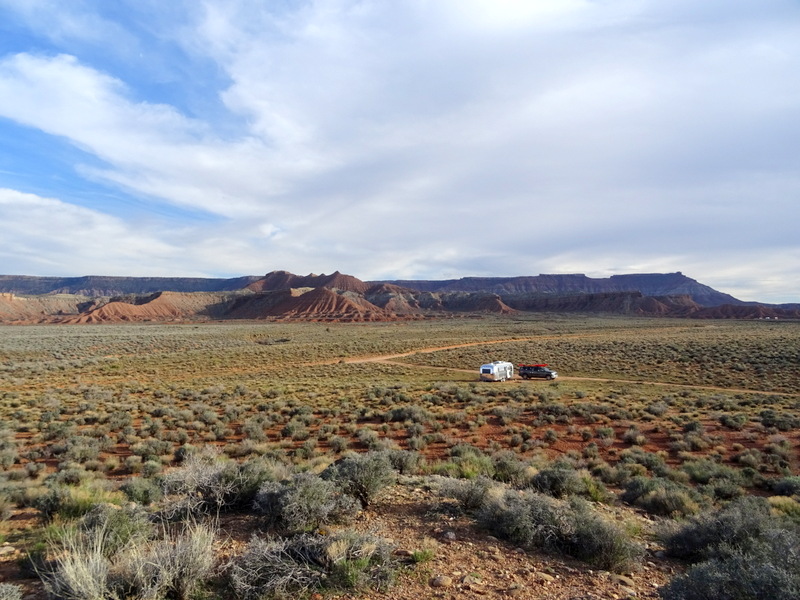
[0,270,794,324]
[246,271,371,294]
[0,275,261,296]
[259,287,389,321]
[376,272,740,307]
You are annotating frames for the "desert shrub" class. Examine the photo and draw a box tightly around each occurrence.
[759,409,800,431]
[622,476,700,517]
[660,528,800,600]
[622,426,647,445]
[0,584,22,600]
[113,523,216,600]
[228,530,398,599]
[79,503,154,558]
[34,482,122,522]
[47,464,90,487]
[160,450,285,518]
[234,456,292,505]
[228,535,323,599]
[322,452,396,507]
[769,496,800,521]
[719,413,748,430]
[130,438,172,462]
[253,472,360,533]
[773,476,800,497]
[646,401,669,416]
[383,449,421,475]
[124,456,143,474]
[33,486,71,522]
[0,448,18,470]
[491,405,522,426]
[329,435,348,453]
[241,417,269,442]
[619,448,668,475]
[477,488,641,573]
[596,426,615,439]
[407,435,426,451]
[700,478,745,501]
[160,450,233,516]
[324,530,398,591]
[63,436,102,464]
[40,525,111,600]
[446,444,494,479]
[662,496,786,561]
[120,477,163,506]
[681,459,742,487]
[491,450,529,485]
[281,419,310,441]
[530,465,584,498]
[383,404,432,424]
[564,498,644,573]
[356,427,381,450]
[440,476,498,512]
[141,460,161,478]
[0,494,12,521]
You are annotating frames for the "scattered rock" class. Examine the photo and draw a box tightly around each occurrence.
[506,583,526,596]
[430,575,453,588]
[612,574,636,588]
[534,571,556,584]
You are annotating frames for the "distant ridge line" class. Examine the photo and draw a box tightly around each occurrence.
[0,270,752,307]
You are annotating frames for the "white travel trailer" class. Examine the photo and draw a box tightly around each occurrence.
[479,361,514,382]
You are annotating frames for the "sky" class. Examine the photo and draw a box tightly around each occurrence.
[0,1,798,303]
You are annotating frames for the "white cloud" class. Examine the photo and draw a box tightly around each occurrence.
[0,188,177,275]
[0,1,798,301]
[0,0,133,48]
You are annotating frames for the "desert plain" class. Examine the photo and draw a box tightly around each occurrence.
[0,315,798,599]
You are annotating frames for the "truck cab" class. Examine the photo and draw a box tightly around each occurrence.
[518,364,558,380]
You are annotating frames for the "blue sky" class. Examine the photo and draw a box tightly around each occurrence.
[0,1,799,302]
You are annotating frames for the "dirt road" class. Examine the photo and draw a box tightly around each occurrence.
[308,335,799,398]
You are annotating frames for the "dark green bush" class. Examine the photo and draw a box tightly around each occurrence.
[719,413,748,430]
[773,476,800,497]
